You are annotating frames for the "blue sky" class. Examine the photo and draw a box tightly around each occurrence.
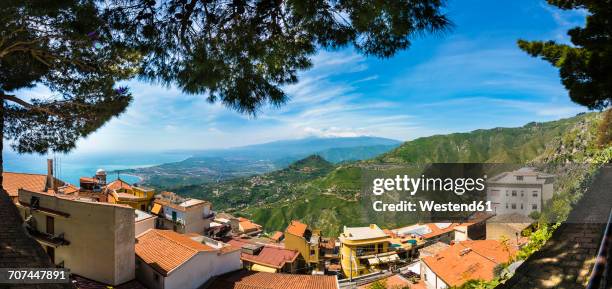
[12,0,589,153]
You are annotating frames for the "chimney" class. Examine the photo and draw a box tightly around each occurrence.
[46,159,55,192]
[454,225,468,242]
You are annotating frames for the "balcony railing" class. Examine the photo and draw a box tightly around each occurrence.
[28,229,70,247]
[586,208,611,289]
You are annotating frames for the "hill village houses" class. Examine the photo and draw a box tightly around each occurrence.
[1,160,550,289]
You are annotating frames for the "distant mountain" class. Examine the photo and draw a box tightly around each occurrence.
[124,136,400,187]
[190,136,401,159]
[180,112,607,236]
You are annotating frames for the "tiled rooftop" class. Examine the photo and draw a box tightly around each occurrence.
[135,229,214,276]
[270,231,284,242]
[3,172,53,198]
[106,179,132,191]
[227,238,298,269]
[357,274,411,289]
[207,270,338,289]
[422,240,516,287]
[239,219,262,232]
[286,220,308,237]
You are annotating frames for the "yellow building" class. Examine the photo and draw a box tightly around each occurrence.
[106,179,155,211]
[284,220,323,271]
[339,224,399,278]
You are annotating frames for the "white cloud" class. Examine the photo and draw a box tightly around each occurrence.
[539,3,587,44]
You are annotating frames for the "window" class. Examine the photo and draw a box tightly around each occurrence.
[516,176,523,181]
[505,203,508,209]
[30,196,40,209]
[511,191,517,197]
[46,216,54,235]
[153,272,159,282]
[140,204,145,211]
[532,204,538,210]
[511,204,516,209]
[172,211,177,221]
[520,204,523,210]
[533,193,538,198]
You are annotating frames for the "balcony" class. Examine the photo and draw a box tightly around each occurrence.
[357,250,397,260]
[28,229,70,247]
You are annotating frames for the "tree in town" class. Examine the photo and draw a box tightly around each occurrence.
[517,0,612,110]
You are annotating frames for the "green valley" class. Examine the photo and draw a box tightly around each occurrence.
[173,112,609,236]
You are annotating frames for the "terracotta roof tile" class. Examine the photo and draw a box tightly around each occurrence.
[79,177,98,183]
[106,179,132,191]
[286,220,308,237]
[209,270,338,289]
[135,229,214,276]
[239,220,262,232]
[270,231,284,242]
[358,274,411,289]
[227,238,298,269]
[3,172,49,197]
[422,240,516,287]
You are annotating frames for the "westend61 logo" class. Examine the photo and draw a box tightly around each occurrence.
[369,174,493,213]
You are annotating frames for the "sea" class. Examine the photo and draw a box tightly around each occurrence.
[3,151,191,186]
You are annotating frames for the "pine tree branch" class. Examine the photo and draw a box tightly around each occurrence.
[1,93,61,116]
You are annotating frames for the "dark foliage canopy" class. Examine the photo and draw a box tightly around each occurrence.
[105,0,451,114]
[1,0,140,153]
[1,0,450,154]
[518,0,612,110]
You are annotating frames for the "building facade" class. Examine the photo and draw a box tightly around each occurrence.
[284,220,323,272]
[107,179,155,211]
[339,224,399,278]
[152,193,212,234]
[487,167,554,216]
[135,229,241,289]
[17,189,135,286]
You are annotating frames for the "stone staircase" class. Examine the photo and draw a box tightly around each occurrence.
[497,165,612,289]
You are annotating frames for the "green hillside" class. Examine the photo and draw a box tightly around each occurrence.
[376,115,588,164]
[173,155,335,210]
[176,112,607,236]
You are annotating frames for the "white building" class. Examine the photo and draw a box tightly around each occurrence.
[151,193,213,234]
[486,167,554,216]
[420,240,516,289]
[135,229,241,289]
[135,210,157,236]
